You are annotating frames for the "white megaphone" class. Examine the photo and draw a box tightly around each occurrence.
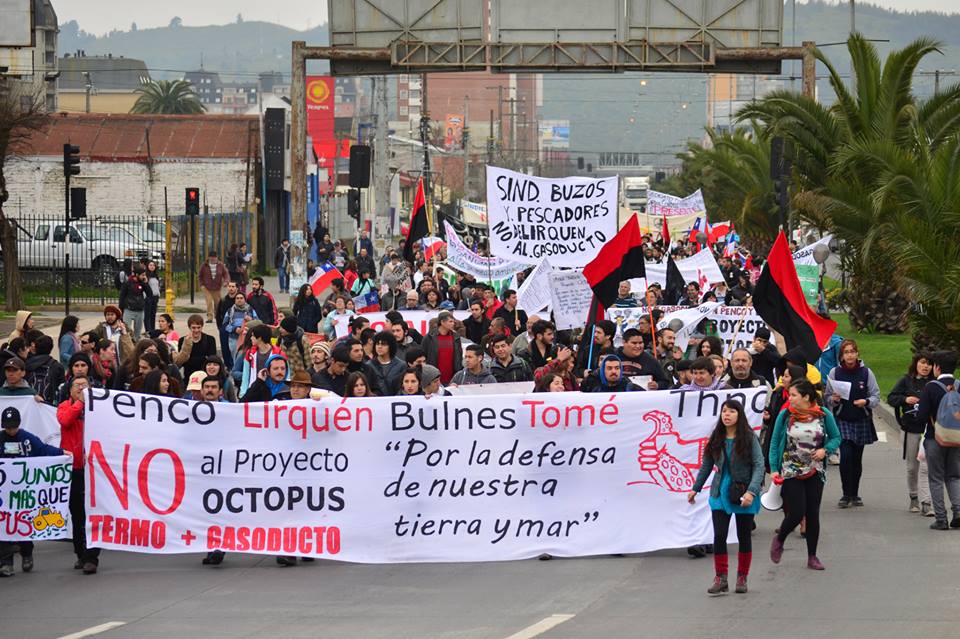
[761,476,784,511]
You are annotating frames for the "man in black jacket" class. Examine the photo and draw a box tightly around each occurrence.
[315,346,351,395]
[617,328,670,390]
[748,327,780,386]
[489,335,533,383]
[463,300,490,345]
[215,281,240,369]
[721,348,771,390]
[916,350,960,530]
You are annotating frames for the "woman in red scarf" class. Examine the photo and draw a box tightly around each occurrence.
[768,379,841,571]
[90,340,119,389]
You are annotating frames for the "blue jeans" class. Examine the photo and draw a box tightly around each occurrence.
[278,268,290,293]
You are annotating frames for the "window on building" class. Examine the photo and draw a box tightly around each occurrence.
[408,89,420,99]
[400,90,408,99]
[400,106,408,116]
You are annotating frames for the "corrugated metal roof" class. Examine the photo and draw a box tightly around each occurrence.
[14,113,260,162]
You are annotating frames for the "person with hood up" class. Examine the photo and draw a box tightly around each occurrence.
[585,354,640,393]
[241,353,291,403]
[449,345,497,386]
[7,311,34,343]
[278,316,313,375]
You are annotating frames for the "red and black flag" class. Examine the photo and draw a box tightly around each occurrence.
[403,177,429,264]
[583,217,646,309]
[753,231,837,364]
[664,255,687,305]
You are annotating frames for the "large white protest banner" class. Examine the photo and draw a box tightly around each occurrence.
[548,270,593,330]
[0,396,61,446]
[82,387,767,562]
[516,258,553,314]
[0,456,72,542]
[645,189,707,217]
[640,249,726,292]
[442,221,526,281]
[486,166,618,267]
[355,310,470,337]
[606,305,774,352]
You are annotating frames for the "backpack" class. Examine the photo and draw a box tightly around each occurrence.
[932,381,960,447]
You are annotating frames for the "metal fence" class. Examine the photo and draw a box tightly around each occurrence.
[1,212,254,305]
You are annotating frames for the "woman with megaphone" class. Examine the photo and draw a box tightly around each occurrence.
[687,400,764,595]
[768,379,842,571]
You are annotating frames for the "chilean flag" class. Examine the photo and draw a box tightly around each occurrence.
[421,236,446,262]
[309,261,343,296]
[352,289,381,314]
[687,217,706,244]
[708,221,732,245]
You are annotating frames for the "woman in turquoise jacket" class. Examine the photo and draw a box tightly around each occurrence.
[688,399,765,595]
[768,378,841,571]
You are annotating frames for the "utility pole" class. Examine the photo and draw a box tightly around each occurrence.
[373,75,390,249]
[418,73,434,233]
[509,97,516,168]
[497,86,504,160]
[462,95,469,200]
[850,0,856,35]
[487,108,495,165]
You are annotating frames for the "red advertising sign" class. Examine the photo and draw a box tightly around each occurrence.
[306,76,336,194]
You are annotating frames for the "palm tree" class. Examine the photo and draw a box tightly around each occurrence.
[736,35,960,333]
[131,80,205,115]
[674,127,780,242]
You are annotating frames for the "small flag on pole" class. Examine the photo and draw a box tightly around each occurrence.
[309,261,343,297]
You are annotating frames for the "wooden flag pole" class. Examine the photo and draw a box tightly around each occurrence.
[724,295,752,358]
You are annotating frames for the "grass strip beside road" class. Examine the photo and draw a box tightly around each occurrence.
[831,313,910,399]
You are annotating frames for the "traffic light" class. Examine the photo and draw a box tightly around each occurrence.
[63,144,80,177]
[185,187,200,216]
[70,188,87,219]
[347,188,361,222]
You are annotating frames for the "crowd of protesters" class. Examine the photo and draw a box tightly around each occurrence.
[0,227,956,590]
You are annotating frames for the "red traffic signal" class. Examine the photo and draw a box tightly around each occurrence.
[185,187,200,215]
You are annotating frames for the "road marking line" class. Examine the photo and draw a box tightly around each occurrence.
[57,622,127,639]
[505,614,575,639]
[878,431,888,443]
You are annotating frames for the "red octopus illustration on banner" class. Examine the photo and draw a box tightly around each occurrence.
[628,410,710,492]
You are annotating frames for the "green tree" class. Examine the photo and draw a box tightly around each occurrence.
[736,35,960,333]
[131,80,205,115]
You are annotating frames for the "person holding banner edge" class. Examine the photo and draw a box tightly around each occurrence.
[687,400,764,595]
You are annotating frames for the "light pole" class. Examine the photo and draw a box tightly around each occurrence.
[813,244,831,314]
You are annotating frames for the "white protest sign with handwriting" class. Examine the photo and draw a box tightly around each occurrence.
[0,456,72,542]
[486,166,618,267]
[548,270,594,330]
[516,258,554,314]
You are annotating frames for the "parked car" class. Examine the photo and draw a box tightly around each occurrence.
[9,220,161,273]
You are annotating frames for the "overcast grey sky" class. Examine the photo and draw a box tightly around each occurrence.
[56,0,958,36]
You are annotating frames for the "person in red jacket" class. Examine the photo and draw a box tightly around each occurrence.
[57,376,101,575]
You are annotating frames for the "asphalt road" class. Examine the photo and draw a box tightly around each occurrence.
[5,410,960,639]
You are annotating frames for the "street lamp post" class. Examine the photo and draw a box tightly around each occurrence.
[813,244,831,314]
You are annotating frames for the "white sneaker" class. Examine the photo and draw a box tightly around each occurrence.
[922,502,935,517]
[828,452,840,466]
